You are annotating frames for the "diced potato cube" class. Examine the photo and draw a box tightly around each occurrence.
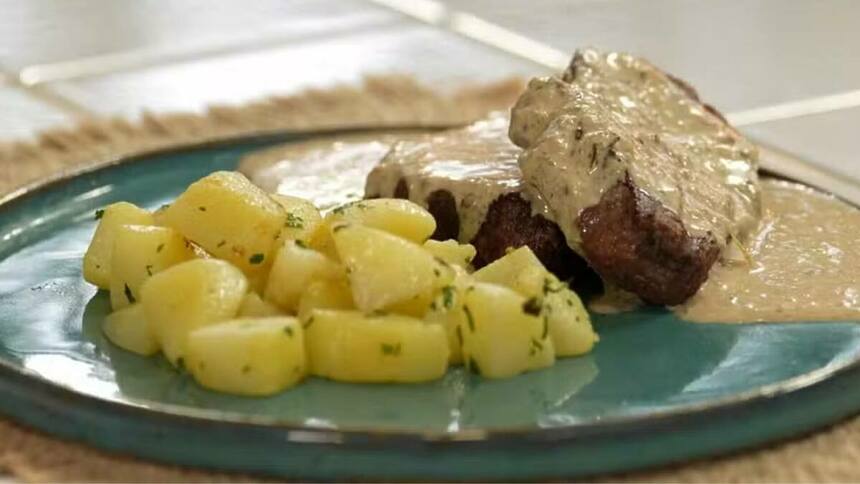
[187,317,306,396]
[109,225,196,310]
[238,292,283,318]
[307,221,339,261]
[332,223,453,312]
[473,246,547,299]
[459,282,555,378]
[83,202,154,289]
[264,240,344,313]
[306,309,448,383]
[271,194,323,243]
[327,199,435,242]
[541,279,598,356]
[102,303,159,356]
[423,239,476,268]
[159,171,285,281]
[141,259,248,366]
[297,279,353,323]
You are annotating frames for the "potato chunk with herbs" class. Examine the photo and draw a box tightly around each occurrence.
[83,202,154,289]
[306,309,448,383]
[459,282,555,378]
[264,240,344,313]
[109,225,196,310]
[159,171,285,282]
[423,239,476,268]
[473,246,547,299]
[327,199,436,243]
[141,259,248,366]
[187,317,306,396]
[102,303,159,356]
[332,223,453,312]
[238,292,283,318]
[297,279,354,323]
[271,194,322,243]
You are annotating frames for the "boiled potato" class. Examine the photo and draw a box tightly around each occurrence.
[102,303,159,356]
[473,246,547,299]
[271,194,322,243]
[264,240,344,313]
[541,280,598,356]
[141,259,248,366]
[238,292,283,318]
[187,317,306,396]
[297,279,354,323]
[424,284,466,364]
[305,309,448,383]
[459,282,555,378]
[109,225,196,310]
[327,199,435,243]
[83,202,154,289]
[307,221,339,261]
[423,239,476,268]
[332,223,453,312]
[159,171,285,283]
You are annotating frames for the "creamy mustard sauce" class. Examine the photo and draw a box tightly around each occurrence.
[238,132,427,211]
[365,112,548,242]
[676,179,860,323]
[510,49,760,252]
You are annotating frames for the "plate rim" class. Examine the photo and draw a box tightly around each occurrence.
[0,130,859,447]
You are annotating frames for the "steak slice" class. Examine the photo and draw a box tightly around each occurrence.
[510,49,760,305]
[365,113,592,280]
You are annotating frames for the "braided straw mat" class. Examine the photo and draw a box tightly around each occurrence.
[1,76,859,483]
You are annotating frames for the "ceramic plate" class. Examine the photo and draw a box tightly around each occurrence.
[2,132,860,481]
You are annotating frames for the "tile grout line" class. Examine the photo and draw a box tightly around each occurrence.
[366,0,860,127]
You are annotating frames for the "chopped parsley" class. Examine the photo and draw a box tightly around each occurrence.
[242,365,252,374]
[198,206,207,212]
[468,357,481,376]
[284,326,294,338]
[381,342,402,356]
[433,268,441,277]
[463,305,476,332]
[332,223,349,233]
[530,338,544,356]
[249,253,265,264]
[285,212,304,229]
[156,243,164,253]
[295,240,308,249]
[175,357,185,371]
[216,240,226,248]
[542,277,565,295]
[303,316,315,329]
[542,315,549,339]
[522,297,542,316]
[441,285,456,310]
[124,283,136,304]
[145,264,154,276]
[94,209,105,220]
[455,325,464,347]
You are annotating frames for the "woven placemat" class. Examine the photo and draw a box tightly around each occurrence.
[1,76,859,483]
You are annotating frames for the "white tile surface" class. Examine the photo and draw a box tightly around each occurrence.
[48,23,545,118]
[0,85,76,140]
[437,0,860,113]
[744,106,860,183]
[0,0,395,71]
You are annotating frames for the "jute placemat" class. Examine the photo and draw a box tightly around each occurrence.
[1,76,859,482]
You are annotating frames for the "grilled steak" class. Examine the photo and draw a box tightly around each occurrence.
[510,49,760,305]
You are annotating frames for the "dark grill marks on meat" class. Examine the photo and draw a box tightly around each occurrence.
[426,190,460,241]
[579,177,720,305]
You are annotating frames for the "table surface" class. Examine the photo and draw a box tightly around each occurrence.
[1,0,859,480]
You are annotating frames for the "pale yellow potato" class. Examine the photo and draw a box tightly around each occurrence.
[423,239,476,268]
[541,280,598,356]
[264,240,344,313]
[109,225,196,310]
[238,292,283,318]
[83,202,154,289]
[459,282,555,378]
[141,259,248,366]
[327,199,435,243]
[102,303,159,356]
[424,284,466,364]
[307,221,339,261]
[332,223,453,312]
[305,309,448,383]
[159,171,285,282]
[271,194,323,243]
[297,279,353,323]
[473,246,547,299]
[187,317,306,396]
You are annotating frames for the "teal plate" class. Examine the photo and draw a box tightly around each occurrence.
[1,132,860,481]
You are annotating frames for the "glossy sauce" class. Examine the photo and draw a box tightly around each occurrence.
[510,49,760,252]
[676,179,860,322]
